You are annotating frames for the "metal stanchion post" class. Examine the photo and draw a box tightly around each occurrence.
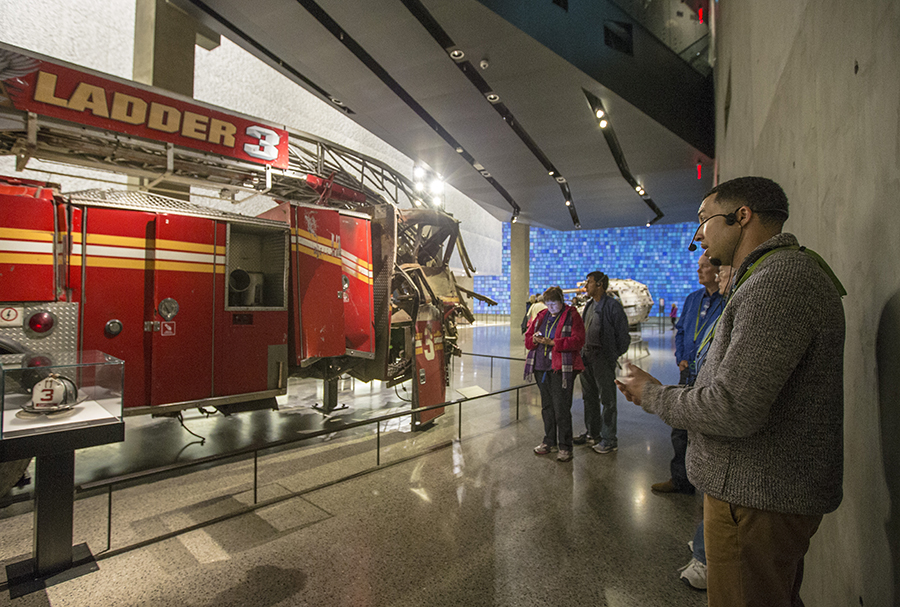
[107,486,112,552]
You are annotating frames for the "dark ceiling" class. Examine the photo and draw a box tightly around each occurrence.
[175,0,714,230]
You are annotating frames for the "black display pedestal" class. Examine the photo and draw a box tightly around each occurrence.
[1,421,124,598]
[5,542,98,599]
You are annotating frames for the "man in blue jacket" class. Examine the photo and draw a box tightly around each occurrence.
[652,254,724,494]
[573,271,630,453]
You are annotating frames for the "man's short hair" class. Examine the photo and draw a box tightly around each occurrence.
[542,286,565,303]
[706,176,789,228]
[586,271,609,290]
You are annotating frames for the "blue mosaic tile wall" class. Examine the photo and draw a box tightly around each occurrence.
[473,222,703,317]
[472,222,512,314]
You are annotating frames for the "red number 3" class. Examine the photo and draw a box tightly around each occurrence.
[40,388,55,402]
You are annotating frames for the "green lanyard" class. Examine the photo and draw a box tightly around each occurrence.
[543,312,561,356]
[693,294,723,342]
[697,244,846,355]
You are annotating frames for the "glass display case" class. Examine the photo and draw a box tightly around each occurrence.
[1,350,123,444]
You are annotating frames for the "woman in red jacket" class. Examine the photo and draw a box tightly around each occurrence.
[524,286,586,462]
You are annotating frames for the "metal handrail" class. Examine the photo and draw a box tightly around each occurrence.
[76,379,537,555]
[457,351,527,389]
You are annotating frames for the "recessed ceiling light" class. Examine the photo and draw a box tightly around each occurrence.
[486,93,500,103]
[595,109,605,119]
[331,98,344,106]
[599,119,608,128]
[449,49,465,60]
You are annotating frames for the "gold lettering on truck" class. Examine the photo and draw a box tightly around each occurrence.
[207,118,236,147]
[32,71,70,108]
[67,82,110,117]
[181,111,209,141]
[147,102,181,133]
[110,92,148,124]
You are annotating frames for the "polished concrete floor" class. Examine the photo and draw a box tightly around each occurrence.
[0,320,707,606]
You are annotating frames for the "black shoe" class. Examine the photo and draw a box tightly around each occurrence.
[573,433,589,445]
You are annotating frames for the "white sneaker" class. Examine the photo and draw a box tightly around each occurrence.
[678,557,707,590]
[687,539,694,553]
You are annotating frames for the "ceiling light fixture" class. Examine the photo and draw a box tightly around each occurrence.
[331,98,344,106]
[486,93,500,103]
[449,49,465,61]
[565,200,571,206]
[583,87,666,225]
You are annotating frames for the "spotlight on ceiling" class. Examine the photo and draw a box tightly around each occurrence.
[595,108,605,119]
[565,200,571,207]
[429,179,444,195]
[555,176,567,184]
[449,48,465,61]
[413,166,426,180]
[330,98,344,106]
[599,118,608,129]
[486,92,500,104]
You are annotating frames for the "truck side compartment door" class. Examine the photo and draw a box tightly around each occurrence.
[292,205,344,364]
[150,214,216,406]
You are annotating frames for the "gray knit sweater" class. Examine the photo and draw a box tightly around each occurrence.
[642,233,845,515]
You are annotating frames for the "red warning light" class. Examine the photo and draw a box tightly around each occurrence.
[28,311,55,334]
[699,8,704,23]
[697,163,702,180]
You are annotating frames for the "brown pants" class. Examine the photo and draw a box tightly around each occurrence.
[704,494,822,607]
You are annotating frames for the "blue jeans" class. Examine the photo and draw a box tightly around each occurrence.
[693,520,706,564]
[535,369,574,451]
[580,349,617,445]
[670,428,695,491]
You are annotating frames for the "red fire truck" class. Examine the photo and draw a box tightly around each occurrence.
[0,43,491,425]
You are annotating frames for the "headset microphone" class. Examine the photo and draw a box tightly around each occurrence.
[687,212,738,251]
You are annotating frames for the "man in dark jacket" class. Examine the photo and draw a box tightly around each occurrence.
[652,254,724,494]
[574,271,630,454]
[616,177,845,607]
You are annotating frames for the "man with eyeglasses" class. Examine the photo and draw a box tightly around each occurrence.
[616,176,845,607]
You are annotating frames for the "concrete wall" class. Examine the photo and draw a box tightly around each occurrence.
[714,1,899,604]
